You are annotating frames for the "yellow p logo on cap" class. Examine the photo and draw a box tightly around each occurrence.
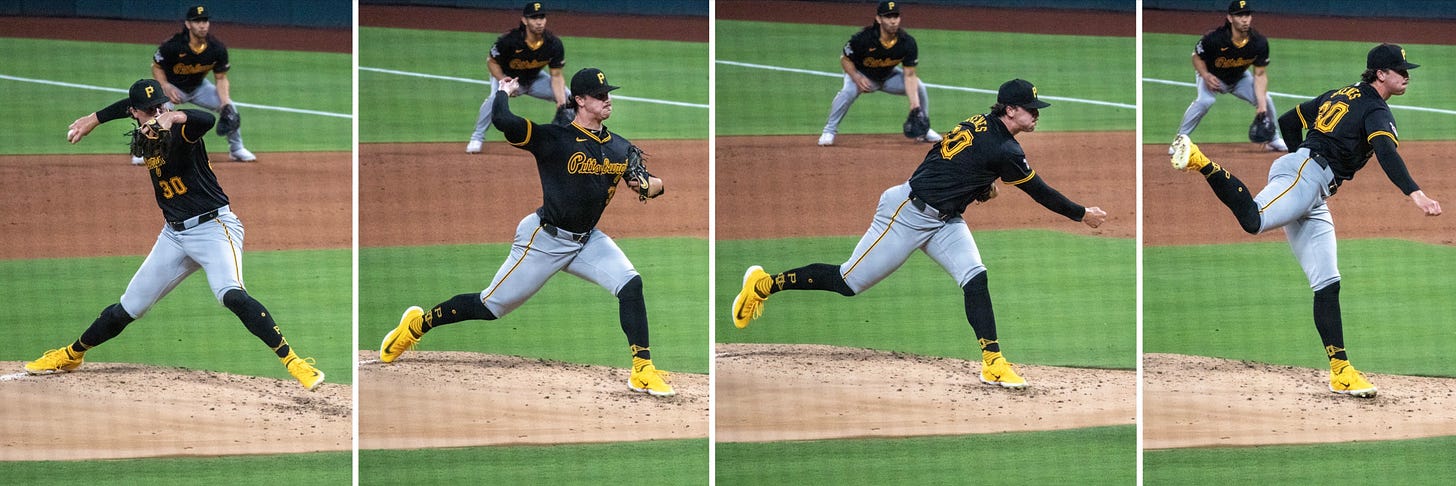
[597,72,606,84]
[145,86,155,98]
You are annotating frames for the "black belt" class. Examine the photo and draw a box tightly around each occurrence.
[908,194,956,222]
[1307,152,1343,195]
[541,223,591,243]
[168,208,221,231]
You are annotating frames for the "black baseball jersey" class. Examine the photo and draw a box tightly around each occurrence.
[908,114,1083,220]
[1194,23,1269,87]
[1292,82,1416,190]
[154,31,231,92]
[492,94,631,234]
[490,26,565,83]
[843,24,918,83]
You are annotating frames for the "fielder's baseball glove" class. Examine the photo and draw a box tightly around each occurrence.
[971,183,998,204]
[130,118,171,160]
[217,103,241,136]
[1248,111,1275,143]
[624,144,660,202]
[903,107,930,139]
[552,105,575,126]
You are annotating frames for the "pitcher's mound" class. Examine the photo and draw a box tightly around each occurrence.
[716,343,1134,443]
[0,362,351,461]
[1144,353,1456,449]
[359,351,707,450]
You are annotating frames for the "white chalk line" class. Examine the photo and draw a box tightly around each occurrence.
[0,73,352,119]
[360,66,708,109]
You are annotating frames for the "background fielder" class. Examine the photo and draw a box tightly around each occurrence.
[149,4,256,163]
[466,1,570,154]
[1174,0,1287,153]
[382,68,676,397]
[818,1,940,147]
[1169,43,1440,398]
[738,79,1107,389]
[25,79,323,390]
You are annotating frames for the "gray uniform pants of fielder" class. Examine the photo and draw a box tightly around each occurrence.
[838,182,985,294]
[478,212,639,317]
[822,67,930,136]
[173,80,247,153]
[1177,70,1279,139]
[120,208,246,319]
[471,76,567,143]
[1253,148,1340,291]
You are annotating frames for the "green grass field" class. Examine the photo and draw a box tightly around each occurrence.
[1142,33,1456,144]
[3,451,353,486]
[0,248,353,384]
[360,27,708,143]
[0,37,351,155]
[1145,434,1456,483]
[360,438,707,485]
[716,20,1135,136]
[717,231,1135,369]
[360,238,708,374]
[1145,239,1456,377]
[718,426,1135,485]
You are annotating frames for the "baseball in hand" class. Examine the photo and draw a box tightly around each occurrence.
[67,128,76,140]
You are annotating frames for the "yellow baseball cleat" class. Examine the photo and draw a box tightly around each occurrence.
[23,347,85,375]
[380,306,425,363]
[1330,359,1377,398]
[282,351,325,391]
[731,265,771,329]
[1170,134,1212,172]
[980,352,1027,389]
[628,358,675,397]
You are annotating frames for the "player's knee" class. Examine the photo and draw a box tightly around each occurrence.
[617,275,644,301]
[1313,280,1340,299]
[962,270,989,296]
[104,303,137,326]
[1238,215,1262,235]
[222,288,256,312]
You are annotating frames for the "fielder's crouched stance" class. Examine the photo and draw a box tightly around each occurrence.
[1169,45,1441,399]
[734,79,1108,389]
[380,68,676,397]
[25,79,324,391]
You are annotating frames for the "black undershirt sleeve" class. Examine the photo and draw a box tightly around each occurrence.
[492,92,531,144]
[95,99,131,124]
[1371,136,1420,195]
[1014,174,1085,222]
[1277,107,1303,152]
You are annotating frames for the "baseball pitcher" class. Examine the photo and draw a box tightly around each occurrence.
[25,79,324,391]
[382,68,675,397]
[736,79,1108,389]
[1169,44,1441,398]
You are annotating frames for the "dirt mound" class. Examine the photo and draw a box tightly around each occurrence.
[715,343,1134,443]
[0,363,350,461]
[1144,353,1456,449]
[358,351,707,449]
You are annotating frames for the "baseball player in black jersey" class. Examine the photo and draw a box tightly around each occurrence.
[24,79,324,391]
[818,1,941,147]
[149,5,255,163]
[382,68,676,397]
[1174,0,1287,153]
[737,79,1107,389]
[467,2,570,154]
[1170,44,1441,398]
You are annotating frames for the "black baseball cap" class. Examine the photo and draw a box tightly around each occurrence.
[129,79,169,110]
[877,1,900,16]
[571,68,619,97]
[998,79,1051,109]
[186,5,209,21]
[1227,0,1252,14]
[1367,43,1419,71]
[523,2,547,18]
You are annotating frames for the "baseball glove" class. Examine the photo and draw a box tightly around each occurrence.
[971,183,998,204]
[130,118,171,160]
[217,103,241,136]
[1248,111,1275,143]
[903,107,930,139]
[624,144,659,202]
[552,105,575,126]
